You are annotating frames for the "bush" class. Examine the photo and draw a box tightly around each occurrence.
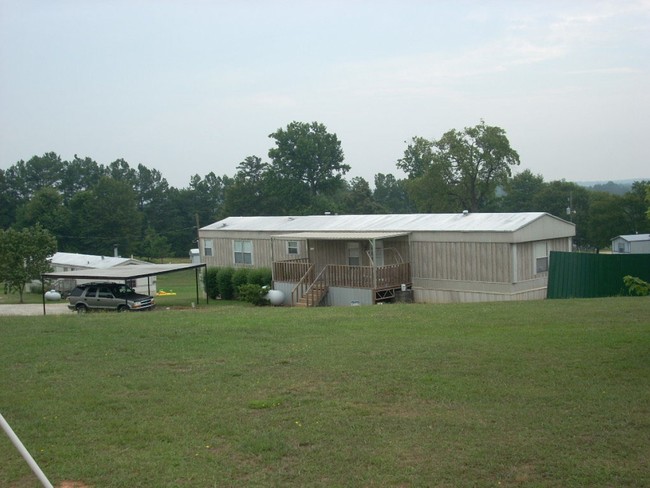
[232,268,250,297]
[217,267,235,300]
[203,268,219,299]
[248,268,272,287]
[623,275,650,296]
[29,283,44,295]
[237,284,270,306]
[202,266,272,301]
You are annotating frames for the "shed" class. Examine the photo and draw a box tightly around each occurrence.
[189,248,201,264]
[199,212,575,305]
[611,234,650,254]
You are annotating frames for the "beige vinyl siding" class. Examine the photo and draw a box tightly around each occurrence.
[272,238,308,261]
[411,241,512,283]
[311,240,364,271]
[382,239,410,265]
[203,237,274,268]
[515,238,570,282]
[271,237,410,274]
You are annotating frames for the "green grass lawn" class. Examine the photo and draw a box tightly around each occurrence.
[0,288,46,305]
[1,298,649,487]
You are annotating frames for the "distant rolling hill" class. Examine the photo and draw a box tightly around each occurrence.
[575,178,648,195]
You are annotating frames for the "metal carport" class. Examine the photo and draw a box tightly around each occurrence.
[41,263,207,315]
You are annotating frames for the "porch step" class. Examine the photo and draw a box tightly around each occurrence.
[295,284,328,307]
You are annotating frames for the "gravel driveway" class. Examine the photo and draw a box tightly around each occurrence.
[0,303,71,316]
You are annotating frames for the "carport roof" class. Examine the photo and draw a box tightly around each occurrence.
[42,263,205,281]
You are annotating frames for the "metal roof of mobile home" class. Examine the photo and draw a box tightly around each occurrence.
[201,212,570,234]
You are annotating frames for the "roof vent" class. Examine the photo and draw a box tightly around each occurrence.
[462,210,469,216]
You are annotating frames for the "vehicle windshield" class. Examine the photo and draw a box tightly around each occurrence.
[114,285,135,298]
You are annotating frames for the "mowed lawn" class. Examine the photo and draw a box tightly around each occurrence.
[1,297,648,487]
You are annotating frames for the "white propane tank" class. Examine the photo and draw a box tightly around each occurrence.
[264,289,285,306]
[44,290,61,301]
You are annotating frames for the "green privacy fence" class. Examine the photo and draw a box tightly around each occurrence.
[547,251,650,299]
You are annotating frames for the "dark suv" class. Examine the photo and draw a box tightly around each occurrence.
[67,282,155,313]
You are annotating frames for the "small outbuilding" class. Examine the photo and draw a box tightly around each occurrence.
[189,248,201,264]
[611,234,650,254]
[198,212,575,306]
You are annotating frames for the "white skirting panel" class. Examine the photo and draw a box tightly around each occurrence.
[413,287,547,304]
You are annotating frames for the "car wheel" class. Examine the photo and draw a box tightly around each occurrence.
[76,304,88,314]
[117,304,129,312]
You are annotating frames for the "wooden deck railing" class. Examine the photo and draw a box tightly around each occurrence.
[277,261,410,290]
[326,264,374,288]
[281,261,411,306]
[273,258,311,282]
[324,262,411,289]
[376,262,411,289]
[290,263,315,306]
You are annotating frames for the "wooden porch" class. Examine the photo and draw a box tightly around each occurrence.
[273,259,412,306]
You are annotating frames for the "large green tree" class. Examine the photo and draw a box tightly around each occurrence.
[498,170,546,212]
[157,186,204,256]
[396,136,435,179]
[108,158,138,185]
[622,181,650,234]
[138,226,172,262]
[188,172,230,224]
[67,177,142,255]
[398,121,520,212]
[0,169,16,229]
[135,164,169,212]
[532,180,591,247]
[268,121,350,202]
[586,192,629,250]
[222,156,270,216]
[339,177,384,214]
[60,155,107,202]
[4,152,65,202]
[15,187,70,247]
[0,225,57,303]
[373,173,414,213]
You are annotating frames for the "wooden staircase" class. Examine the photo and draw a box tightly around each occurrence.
[294,283,328,307]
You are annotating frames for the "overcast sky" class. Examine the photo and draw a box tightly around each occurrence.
[1,0,648,189]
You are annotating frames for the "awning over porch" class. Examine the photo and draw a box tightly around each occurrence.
[271,231,409,241]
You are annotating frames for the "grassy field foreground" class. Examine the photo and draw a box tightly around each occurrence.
[1,298,649,487]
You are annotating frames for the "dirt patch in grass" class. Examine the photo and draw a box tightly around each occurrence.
[58,482,92,488]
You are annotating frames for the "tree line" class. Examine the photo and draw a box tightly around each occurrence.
[1,120,649,260]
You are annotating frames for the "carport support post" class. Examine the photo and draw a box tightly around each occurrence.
[370,239,377,289]
[41,274,46,316]
[195,267,200,304]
